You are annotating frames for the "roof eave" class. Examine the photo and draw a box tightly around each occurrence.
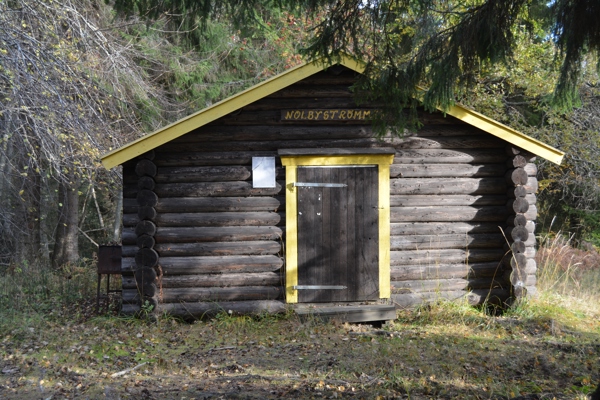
[445,105,565,165]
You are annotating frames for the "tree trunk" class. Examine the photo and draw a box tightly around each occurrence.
[112,188,123,243]
[10,134,43,266]
[52,174,80,269]
[22,169,42,262]
[0,131,12,265]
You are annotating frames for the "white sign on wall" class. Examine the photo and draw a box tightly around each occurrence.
[252,157,276,188]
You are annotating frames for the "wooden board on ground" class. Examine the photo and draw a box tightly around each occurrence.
[294,304,396,323]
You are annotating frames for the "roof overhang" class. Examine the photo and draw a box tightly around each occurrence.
[444,105,564,164]
[101,55,564,169]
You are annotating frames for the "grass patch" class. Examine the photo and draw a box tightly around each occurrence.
[0,259,113,334]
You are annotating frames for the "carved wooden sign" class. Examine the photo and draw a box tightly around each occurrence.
[281,109,372,121]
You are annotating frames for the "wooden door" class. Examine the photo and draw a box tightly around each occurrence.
[296,166,379,302]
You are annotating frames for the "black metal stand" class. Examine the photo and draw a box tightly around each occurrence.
[96,245,123,313]
[96,274,122,313]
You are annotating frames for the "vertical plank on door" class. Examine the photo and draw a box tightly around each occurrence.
[345,168,358,300]
[357,167,379,300]
[321,168,333,302]
[297,167,322,302]
[329,167,347,302]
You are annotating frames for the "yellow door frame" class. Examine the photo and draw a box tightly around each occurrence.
[279,151,394,303]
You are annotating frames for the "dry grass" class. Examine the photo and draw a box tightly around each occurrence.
[536,232,600,305]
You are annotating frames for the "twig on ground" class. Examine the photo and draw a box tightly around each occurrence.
[110,362,147,378]
[208,346,236,352]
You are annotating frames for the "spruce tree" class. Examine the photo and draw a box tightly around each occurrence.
[111,0,600,126]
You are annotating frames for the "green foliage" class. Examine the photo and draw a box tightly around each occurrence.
[139,299,156,316]
[552,0,600,111]
[112,0,268,48]
[0,0,149,267]
[112,7,307,130]
[298,0,600,128]
[453,21,600,242]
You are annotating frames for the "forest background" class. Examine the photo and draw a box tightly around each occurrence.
[0,0,599,286]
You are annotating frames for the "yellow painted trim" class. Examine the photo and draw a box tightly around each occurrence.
[378,163,391,298]
[412,86,565,165]
[284,165,299,303]
[280,153,393,302]
[445,105,565,165]
[281,154,393,167]
[101,54,365,169]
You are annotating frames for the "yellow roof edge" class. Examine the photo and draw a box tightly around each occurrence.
[102,54,564,168]
[445,104,565,165]
[101,54,365,169]
[412,85,564,165]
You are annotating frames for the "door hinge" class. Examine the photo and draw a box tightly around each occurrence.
[294,182,347,188]
[292,285,347,290]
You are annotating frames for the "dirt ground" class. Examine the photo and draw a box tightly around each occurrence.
[1,299,599,399]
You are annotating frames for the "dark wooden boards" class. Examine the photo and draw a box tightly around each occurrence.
[124,197,282,213]
[391,288,511,308]
[390,262,504,280]
[123,212,284,228]
[122,255,283,274]
[123,272,281,288]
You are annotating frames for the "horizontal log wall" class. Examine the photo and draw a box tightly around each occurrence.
[386,127,510,307]
[122,300,286,319]
[121,66,518,316]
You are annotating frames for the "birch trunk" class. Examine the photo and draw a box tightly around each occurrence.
[52,172,80,269]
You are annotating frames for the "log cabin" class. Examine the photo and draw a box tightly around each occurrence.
[101,55,564,322]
